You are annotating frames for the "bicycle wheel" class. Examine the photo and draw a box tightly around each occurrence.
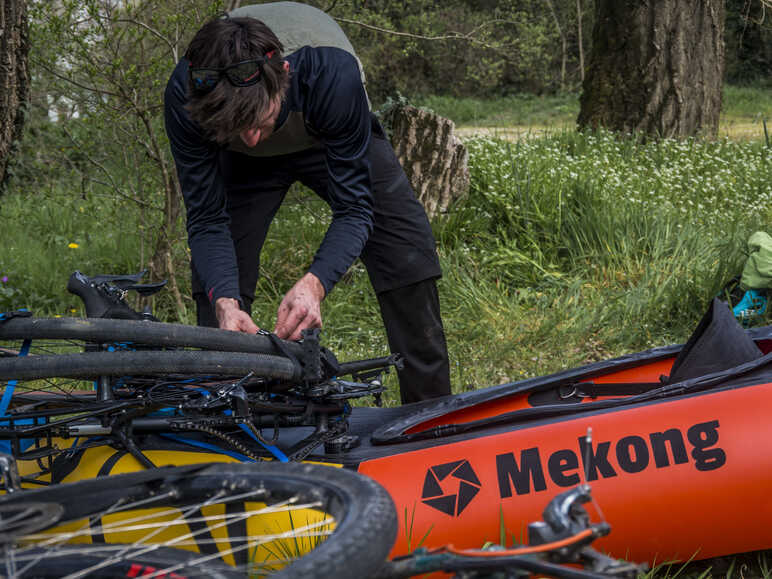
[0,317,310,414]
[2,544,242,578]
[0,317,304,357]
[0,461,398,578]
[0,348,304,468]
[0,350,300,381]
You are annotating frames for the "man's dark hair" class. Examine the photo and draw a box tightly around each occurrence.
[184,16,289,144]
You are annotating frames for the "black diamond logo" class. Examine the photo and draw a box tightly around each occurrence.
[421,459,481,516]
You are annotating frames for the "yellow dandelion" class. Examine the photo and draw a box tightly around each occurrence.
[68,242,79,249]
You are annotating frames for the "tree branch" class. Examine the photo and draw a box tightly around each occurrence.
[30,57,121,99]
[113,18,179,62]
[61,126,159,211]
[756,0,769,25]
[333,17,524,54]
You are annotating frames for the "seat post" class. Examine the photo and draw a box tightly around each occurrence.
[96,375,115,402]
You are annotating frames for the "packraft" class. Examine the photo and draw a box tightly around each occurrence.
[34,298,772,564]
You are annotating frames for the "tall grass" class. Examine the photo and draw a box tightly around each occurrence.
[0,185,147,314]
[434,131,770,386]
[723,84,772,121]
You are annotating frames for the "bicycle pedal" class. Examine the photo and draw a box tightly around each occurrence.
[324,434,360,454]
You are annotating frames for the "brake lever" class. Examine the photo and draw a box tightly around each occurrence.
[186,374,253,418]
[527,484,605,561]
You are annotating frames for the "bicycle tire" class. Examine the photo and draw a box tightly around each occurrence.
[0,316,304,358]
[0,461,398,579]
[7,545,242,579]
[0,350,301,381]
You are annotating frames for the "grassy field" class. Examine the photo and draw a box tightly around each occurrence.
[416,85,772,141]
[1,85,771,574]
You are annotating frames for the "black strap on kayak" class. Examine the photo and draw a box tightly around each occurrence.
[577,380,666,398]
[531,379,668,405]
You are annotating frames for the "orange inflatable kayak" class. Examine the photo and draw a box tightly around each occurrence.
[323,298,772,563]
[45,298,772,565]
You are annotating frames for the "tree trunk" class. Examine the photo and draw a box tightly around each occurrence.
[577,0,725,138]
[0,0,28,190]
[388,105,470,220]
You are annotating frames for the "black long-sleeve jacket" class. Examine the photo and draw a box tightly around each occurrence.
[164,46,374,304]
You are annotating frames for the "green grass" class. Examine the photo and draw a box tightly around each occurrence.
[413,85,772,142]
[643,550,772,579]
[0,186,148,316]
[414,92,579,127]
[723,84,772,122]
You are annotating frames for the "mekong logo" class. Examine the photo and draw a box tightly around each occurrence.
[495,420,726,499]
[421,459,481,516]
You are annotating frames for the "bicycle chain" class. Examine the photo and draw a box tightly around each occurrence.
[288,421,348,462]
[242,420,279,446]
[176,421,264,462]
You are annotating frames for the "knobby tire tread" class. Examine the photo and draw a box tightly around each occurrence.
[0,350,300,381]
[0,317,304,357]
[15,546,242,578]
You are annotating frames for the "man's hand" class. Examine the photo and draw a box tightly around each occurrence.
[215,297,259,333]
[274,273,325,340]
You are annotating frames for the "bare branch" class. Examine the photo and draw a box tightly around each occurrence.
[333,16,524,55]
[113,17,179,62]
[61,126,159,211]
[30,58,121,99]
[757,0,770,25]
[545,0,567,90]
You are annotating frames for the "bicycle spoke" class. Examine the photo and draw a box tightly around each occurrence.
[13,490,179,576]
[13,481,334,578]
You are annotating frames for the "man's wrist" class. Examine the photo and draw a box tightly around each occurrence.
[215,297,241,323]
[303,272,326,301]
[215,297,241,310]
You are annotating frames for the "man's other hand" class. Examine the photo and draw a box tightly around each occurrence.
[274,273,325,340]
[215,297,260,333]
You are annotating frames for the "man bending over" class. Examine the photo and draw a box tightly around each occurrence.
[164,2,451,404]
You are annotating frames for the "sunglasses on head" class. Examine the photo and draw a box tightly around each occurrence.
[189,50,277,93]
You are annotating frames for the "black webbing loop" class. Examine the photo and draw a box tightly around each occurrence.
[578,381,664,398]
[257,329,303,380]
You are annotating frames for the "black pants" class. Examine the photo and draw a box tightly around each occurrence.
[193,117,451,403]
